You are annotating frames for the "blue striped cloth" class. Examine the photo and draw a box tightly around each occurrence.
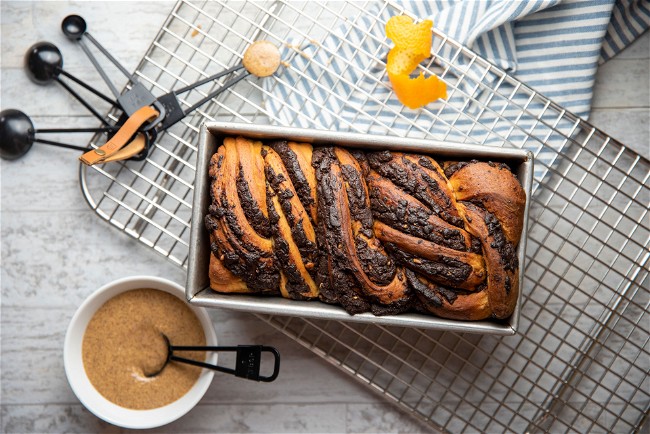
[265,0,649,182]
[425,0,650,117]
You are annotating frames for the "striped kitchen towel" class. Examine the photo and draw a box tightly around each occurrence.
[264,0,649,184]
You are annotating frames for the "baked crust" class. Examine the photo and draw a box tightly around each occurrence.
[206,138,526,320]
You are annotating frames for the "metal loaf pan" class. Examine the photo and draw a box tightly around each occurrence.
[187,122,534,335]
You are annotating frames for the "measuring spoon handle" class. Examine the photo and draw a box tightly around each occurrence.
[170,345,281,382]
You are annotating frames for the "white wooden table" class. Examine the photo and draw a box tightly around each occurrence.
[1,2,648,433]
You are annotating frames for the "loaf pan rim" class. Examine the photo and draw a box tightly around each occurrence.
[187,121,533,335]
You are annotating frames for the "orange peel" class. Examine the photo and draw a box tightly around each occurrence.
[386,15,433,56]
[388,71,447,110]
[385,15,447,109]
[386,47,428,76]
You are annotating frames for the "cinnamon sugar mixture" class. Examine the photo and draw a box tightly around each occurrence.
[82,288,206,410]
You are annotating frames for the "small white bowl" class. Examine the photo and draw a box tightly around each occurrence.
[64,276,217,429]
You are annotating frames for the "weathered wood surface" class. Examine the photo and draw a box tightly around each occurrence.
[1,1,647,432]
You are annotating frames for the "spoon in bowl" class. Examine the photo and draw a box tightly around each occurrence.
[144,333,281,382]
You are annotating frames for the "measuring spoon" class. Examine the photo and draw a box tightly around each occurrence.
[25,42,118,125]
[144,333,280,382]
[61,14,164,122]
[0,109,120,160]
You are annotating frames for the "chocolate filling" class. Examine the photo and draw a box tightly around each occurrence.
[269,140,315,213]
[368,182,468,251]
[385,242,471,286]
[236,169,272,237]
[354,236,395,286]
[367,151,463,227]
[340,163,374,235]
[405,269,487,313]
[313,147,408,313]
[484,211,518,271]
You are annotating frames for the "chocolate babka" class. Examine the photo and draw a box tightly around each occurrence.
[205,136,526,321]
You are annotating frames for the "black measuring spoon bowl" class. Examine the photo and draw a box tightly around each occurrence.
[25,42,63,85]
[0,109,34,160]
[61,14,87,41]
[0,109,125,161]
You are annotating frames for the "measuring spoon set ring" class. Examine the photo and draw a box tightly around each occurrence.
[0,15,282,163]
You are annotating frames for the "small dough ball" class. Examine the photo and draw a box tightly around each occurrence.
[243,40,281,77]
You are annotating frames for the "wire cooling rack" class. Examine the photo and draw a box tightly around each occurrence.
[80,1,649,432]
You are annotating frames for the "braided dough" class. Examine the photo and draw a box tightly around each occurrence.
[205,137,526,321]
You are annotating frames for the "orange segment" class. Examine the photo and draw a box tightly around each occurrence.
[385,15,447,109]
[388,72,447,110]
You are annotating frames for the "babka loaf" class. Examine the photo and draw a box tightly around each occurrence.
[205,136,526,321]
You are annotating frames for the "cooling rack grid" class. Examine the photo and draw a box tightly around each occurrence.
[80,1,649,432]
